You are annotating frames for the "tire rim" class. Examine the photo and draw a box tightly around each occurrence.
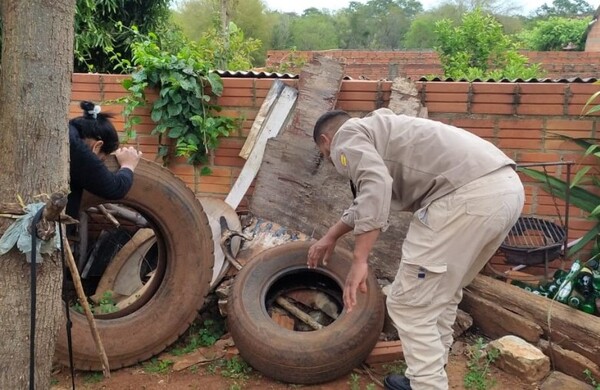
[69,202,167,319]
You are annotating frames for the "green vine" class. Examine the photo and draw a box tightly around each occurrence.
[114,28,238,166]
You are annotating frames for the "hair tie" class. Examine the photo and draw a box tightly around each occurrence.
[88,105,101,119]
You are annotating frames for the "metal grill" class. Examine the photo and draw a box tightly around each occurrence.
[500,217,565,266]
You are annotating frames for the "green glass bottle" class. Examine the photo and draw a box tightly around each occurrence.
[576,266,595,297]
[545,282,559,299]
[511,280,536,292]
[556,260,582,304]
[568,291,584,309]
[580,296,596,315]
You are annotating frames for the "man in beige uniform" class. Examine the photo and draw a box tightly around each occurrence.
[307,108,524,390]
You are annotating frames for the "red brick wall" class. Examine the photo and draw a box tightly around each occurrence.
[72,73,600,274]
[266,50,600,81]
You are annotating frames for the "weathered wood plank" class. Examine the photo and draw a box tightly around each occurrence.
[239,79,286,159]
[225,85,297,209]
[460,290,543,343]
[539,339,600,383]
[284,55,345,137]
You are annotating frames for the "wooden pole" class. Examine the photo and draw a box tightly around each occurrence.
[61,228,111,378]
[275,296,322,330]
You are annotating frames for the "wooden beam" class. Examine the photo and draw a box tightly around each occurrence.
[460,290,543,343]
[539,339,600,382]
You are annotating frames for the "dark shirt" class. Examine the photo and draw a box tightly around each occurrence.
[67,125,134,218]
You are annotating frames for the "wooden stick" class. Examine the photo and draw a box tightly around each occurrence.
[275,296,322,330]
[61,229,111,378]
[97,204,120,228]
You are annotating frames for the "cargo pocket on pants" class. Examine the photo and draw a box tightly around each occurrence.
[391,262,447,307]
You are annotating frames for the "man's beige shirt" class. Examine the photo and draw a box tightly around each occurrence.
[330,108,515,235]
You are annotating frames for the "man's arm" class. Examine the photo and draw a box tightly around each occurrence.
[307,220,353,268]
[344,228,380,312]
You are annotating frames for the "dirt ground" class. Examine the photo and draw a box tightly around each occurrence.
[51,333,535,390]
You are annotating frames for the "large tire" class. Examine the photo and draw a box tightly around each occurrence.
[54,156,214,370]
[227,241,385,384]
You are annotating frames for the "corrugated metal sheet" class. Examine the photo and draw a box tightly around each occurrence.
[216,70,298,79]
[419,76,600,83]
[215,70,600,83]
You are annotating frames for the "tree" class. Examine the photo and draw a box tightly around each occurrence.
[172,0,274,64]
[518,16,591,51]
[434,9,543,80]
[404,13,439,49]
[438,0,522,15]
[534,0,594,18]
[75,0,170,72]
[270,12,296,49]
[289,10,339,50]
[338,0,422,49]
[0,1,75,389]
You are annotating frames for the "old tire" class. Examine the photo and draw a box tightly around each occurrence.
[227,241,385,384]
[54,156,213,370]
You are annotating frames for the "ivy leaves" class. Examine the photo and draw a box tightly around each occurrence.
[118,32,237,165]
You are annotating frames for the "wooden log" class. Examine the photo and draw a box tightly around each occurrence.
[539,339,600,383]
[460,290,543,343]
[465,275,600,367]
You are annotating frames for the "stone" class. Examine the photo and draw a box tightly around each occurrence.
[452,309,473,338]
[489,335,550,382]
[540,371,594,390]
[388,77,428,118]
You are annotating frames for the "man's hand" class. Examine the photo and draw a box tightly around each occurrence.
[307,220,353,268]
[343,262,368,312]
[307,235,336,268]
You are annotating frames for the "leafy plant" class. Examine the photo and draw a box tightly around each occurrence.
[197,21,262,71]
[434,8,544,81]
[69,290,118,315]
[517,16,591,51]
[515,81,600,259]
[584,368,600,390]
[74,0,170,73]
[220,356,252,380]
[169,318,226,356]
[114,28,239,165]
[95,290,118,314]
[142,357,173,374]
[464,338,499,390]
[519,100,600,259]
[349,372,361,390]
[382,360,407,376]
[83,372,104,384]
[265,47,307,74]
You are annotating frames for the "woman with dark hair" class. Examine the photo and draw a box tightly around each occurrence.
[67,101,142,218]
